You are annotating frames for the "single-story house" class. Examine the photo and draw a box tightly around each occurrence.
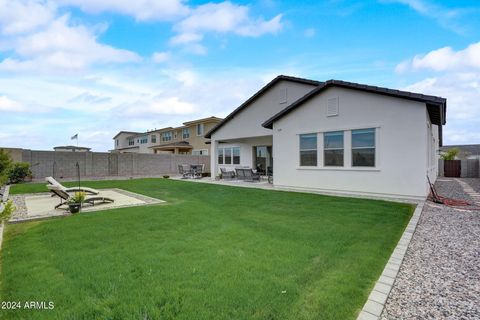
[206,75,446,200]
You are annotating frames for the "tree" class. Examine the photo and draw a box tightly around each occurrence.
[441,148,459,160]
[0,149,13,185]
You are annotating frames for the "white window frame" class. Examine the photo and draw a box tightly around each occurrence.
[323,131,344,167]
[196,123,204,136]
[161,131,172,142]
[217,147,240,165]
[351,128,376,167]
[182,128,190,139]
[299,133,317,167]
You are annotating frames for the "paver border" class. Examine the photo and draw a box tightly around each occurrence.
[357,201,425,320]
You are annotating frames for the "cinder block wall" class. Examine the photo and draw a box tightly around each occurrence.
[2,147,210,180]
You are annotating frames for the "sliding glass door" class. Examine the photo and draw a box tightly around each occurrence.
[253,146,273,175]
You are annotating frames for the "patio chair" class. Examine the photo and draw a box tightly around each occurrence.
[243,169,260,182]
[235,168,246,180]
[47,185,114,209]
[46,177,99,195]
[178,164,193,179]
[220,167,235,179]
[191,164,204,179]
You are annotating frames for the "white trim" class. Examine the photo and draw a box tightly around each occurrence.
[297,167,381,172]
[295,124,381,136]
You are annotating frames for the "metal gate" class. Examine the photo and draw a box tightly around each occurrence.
[444,160,461,177]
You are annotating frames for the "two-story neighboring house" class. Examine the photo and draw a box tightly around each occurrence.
[112,117,222,155]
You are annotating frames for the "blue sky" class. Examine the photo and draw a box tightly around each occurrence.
[1,0,480,151]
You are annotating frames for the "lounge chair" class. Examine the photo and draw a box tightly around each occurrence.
[46,177,99,195]
[47,185,114,209]
[243,168,260,182]
[235,168,246,180]
[191,164,204,179]
[220,167,235,179]
[178,164,193,179]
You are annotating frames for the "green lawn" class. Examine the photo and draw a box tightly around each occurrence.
[1,179,413,319]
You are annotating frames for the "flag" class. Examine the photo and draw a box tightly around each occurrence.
[71,134,78,140]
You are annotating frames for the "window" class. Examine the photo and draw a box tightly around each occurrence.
[196,123,204,136]
[150,135,156,144]
[116,139,119,146]
[192,149,208,156]
[218,148,224,164]
[182,128,190,139]
[352,128,375,167]
[233,147,240,164]
[161,131,172,142]
[139,136,148,144]
[217,147,240,164]
[174,131,177,139]
[128,138,134,146]
[299,134,317,166]
[324,131,344,166]
[224,148,232,164]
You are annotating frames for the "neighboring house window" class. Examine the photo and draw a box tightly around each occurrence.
[324,131,344,166]
[183,128,190,139]
[151,135,156,143]
[352,128,375,167]
[174,131,177,139]
[218,148,224,164]
[192,149,209,156]
[196,123,204,136]
[139,136,148,144]
[217,147,240,164]
[116,139,119,146]
[162,131,172,142]
[299,134,317,166]
[128,138,134,146]
[232,147,240,164]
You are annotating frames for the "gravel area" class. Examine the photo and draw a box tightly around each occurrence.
[381,178,480,320]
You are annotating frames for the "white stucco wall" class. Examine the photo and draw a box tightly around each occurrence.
[210,79,317,176]
[272,87,433,199]
[212,80,317,141]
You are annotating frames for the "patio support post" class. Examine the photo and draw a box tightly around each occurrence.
[211,139,218,180]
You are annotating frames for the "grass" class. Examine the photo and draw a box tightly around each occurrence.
[1,179,414,319]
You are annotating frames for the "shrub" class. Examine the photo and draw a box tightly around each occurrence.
[0,149,12,174]
[0,200,16,223]
[0,149,12,184]
[8,162,32,184]
[68,192,86,204]
[441,148,459,160]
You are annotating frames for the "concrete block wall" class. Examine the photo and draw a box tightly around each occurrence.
[2,147,210,180]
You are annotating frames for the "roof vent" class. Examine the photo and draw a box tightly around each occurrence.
[327,97,339,117]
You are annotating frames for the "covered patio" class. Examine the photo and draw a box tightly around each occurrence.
[210,135,273,179]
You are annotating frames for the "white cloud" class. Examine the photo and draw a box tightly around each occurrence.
[0,95,25,112]
[396,42,480,73]
[396,41,480,145]
[169,1,283,51]
[175,2,283,37]
[169,32,204,45]
[152,51,170,63]
[123,96,196,116]
[57,0,188,21]
[381,0,467,32]
[0,15,141,72]
[0,0,56,35]
[304,28,316,38]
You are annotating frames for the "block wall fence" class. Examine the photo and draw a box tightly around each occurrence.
[1,148,210,180]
